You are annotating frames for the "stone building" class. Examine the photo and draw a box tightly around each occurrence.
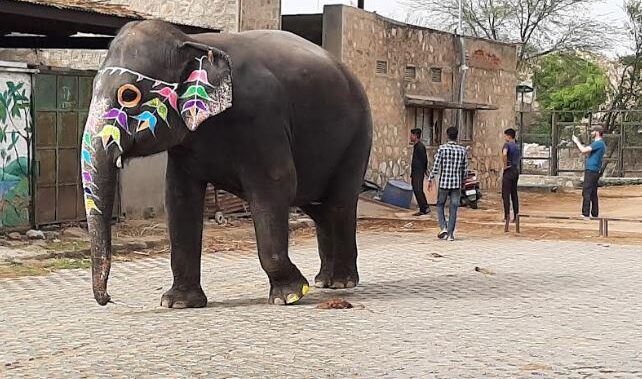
[0,1,517,230]
[285,5,518,191]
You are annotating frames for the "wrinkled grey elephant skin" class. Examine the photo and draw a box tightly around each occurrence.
[82,20,373,308]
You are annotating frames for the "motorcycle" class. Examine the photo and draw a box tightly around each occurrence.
[460,170,482,209]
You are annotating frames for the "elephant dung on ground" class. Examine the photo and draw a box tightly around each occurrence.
[82,20,372,308]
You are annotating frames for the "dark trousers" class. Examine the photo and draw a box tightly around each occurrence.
[411,175,429,213]
[582,170,600,217]
[502,166,519,219]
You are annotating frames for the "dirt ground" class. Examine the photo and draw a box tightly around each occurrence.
[358,185,642,245]
[1,185,639,279]
[116,185,640,252]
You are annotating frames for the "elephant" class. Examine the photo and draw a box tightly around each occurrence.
[82,20,372,308]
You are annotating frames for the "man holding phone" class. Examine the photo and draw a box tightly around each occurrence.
[572,125,606,219]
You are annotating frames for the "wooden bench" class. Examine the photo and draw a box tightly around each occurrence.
[513,214,642,237]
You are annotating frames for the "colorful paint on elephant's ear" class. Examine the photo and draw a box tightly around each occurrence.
[181,56,213,131]
[143,98,169,126]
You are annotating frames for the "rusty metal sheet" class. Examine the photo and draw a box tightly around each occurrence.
[78,76,93,109]
[33,70,122,226]
[58,111,78,147]
[35,186,56,224]
[57,184,79,221]
[35,111,56,147]
[57,75,78,110]
[34,74,56,110]
[36,149,56,185]
[58,148,79,184]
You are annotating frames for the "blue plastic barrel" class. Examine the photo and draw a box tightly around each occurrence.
[381,180,414,209]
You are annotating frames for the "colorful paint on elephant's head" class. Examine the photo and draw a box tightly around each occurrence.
[81,53,233,217]
[97,66,181,140]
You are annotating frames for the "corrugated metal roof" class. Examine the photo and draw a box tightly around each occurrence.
[405,94,499,111]
[15,0,147,19]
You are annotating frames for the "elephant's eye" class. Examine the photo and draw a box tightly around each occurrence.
[117,84,141,108]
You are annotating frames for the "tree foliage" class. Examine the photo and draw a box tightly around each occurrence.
[400,0,611,67]
[533,53,608,112]
[605,1,642,117]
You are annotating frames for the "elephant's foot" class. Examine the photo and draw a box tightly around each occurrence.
[269,269,310,305]
[160,284,207,309]
[314,267,359,289]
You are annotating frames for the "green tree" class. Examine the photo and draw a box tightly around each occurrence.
[533,53,608,113]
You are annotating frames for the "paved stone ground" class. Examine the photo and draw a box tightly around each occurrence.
[1,232,641,378]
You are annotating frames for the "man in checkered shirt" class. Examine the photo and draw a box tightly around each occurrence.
[428,127,468,241]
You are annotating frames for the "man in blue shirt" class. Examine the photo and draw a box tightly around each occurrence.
[502,128,521,224]
[572,125,606,219]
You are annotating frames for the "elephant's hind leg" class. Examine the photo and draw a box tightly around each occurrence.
[161,154,208,309]
[302,200,359,289]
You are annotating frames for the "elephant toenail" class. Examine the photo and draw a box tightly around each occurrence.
[273,298,285,305]
[286,294,300,304]
[302,285,310,295]
[346,281,356,288]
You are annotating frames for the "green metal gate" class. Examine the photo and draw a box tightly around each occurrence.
[32,69,119,226]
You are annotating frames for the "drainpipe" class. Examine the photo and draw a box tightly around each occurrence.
[456,0,468,141]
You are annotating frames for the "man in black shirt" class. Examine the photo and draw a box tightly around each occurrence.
[410,128,430,216]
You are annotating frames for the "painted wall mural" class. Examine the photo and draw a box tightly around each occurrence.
[0,72,31,228]
[82,54,233,216]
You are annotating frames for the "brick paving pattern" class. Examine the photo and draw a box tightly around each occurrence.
[1,233,641,378]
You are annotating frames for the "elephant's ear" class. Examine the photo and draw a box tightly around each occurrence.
[177,42,233,131]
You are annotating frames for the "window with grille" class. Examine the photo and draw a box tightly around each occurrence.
[376,60,388,75]
[430,67,442,82]
[404,65,417,80]
[415,108,443,146]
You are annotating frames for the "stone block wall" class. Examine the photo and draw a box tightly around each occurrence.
[326,6,458,185]
[239,0,282,31]
[464,39,518,190]
[93,0,239,30]
[0,49,106,71]
[325,5,517,190]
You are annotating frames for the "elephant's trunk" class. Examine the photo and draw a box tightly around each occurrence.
[83,98,119,306]
[88,188,115,306]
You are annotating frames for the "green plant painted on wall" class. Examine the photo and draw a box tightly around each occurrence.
[0,77,31,228]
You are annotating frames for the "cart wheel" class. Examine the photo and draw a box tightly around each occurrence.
[214,211,227,225]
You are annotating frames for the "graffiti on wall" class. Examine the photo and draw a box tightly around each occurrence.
[0,74,31,228]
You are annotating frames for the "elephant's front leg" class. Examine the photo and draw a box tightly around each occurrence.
[250,193,309,305]
[160,155,208,308]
